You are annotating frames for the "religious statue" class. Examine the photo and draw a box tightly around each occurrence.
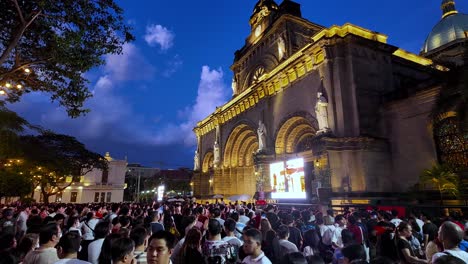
[231,77,238,95]
[278,37,286,60]
[213,125,221,165]
[193,150,200,171]
[213,141,220,165]
[315,92,330,133]
[257,120,267,153]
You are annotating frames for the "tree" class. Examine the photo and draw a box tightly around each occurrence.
[0,0,134,117]
[0,102,41,159]
[19,132,108,203]
[0,160,33,201]
[420,164,460,205]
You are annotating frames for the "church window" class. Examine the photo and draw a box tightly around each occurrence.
[251,66,265,85]
[433,117,468,169]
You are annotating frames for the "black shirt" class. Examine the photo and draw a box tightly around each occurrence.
[423,222,438,242]
[288,226,302,249]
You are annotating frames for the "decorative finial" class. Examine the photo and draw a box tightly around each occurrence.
[441,0,458,19]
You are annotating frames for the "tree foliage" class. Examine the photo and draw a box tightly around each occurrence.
[18,132,108,203]
[0,162,32,200]
[0,0,134,117]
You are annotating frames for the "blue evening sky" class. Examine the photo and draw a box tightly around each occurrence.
[10,0,468,168]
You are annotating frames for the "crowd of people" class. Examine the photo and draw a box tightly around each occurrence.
[0,200,467,264]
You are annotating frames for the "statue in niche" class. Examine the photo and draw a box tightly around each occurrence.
[213,125,221,165]
[257,120,267,153]
[193,150,200,171]
[278,37,286,60]
[231,76,238,95]
[315,92,330,133]
[213,141,220,165]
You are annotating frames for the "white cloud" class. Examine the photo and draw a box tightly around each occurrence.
[104,43,155,81]
[162,54,183,77]
[150,66,229,146]
[10,66,228,152]
[144,24,175,51]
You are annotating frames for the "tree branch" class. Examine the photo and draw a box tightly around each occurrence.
[11,0,26,25]
[0,59,50,79]
[0,10,42,66]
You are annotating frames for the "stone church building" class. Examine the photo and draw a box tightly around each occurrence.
[192,0,467,204]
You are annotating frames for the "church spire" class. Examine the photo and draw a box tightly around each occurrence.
[441,0,458,19]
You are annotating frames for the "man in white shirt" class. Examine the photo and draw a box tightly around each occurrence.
[238,209,250,225]
[277,225,299,256]
[331,215,346,249]
[432,221,468,263]
[390,210,402,227]
[24,222,60,264]
[242,228,272,264]
[55,232,90,264]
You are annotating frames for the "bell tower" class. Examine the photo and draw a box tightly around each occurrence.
[248,0,279,43]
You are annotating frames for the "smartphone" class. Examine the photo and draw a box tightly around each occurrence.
[158,206,164,214]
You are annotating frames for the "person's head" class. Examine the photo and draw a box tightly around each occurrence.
[335,215,346,226]
[342,244,366,264]
[303,229,320,249]
[277,225,290,240]
[307,255,325,264]
[239,208,245,216]
[39,222,61,246]
[94,221,111,239]
[183,228,202,250]
[211,208,221,218]
[242,228,262,256]
[281,252,308,264]
[147,231,177,264]
[347,215,357,225]
[397,222,412,238]
[98,233,122,264]
[16,233,39,258]
[110,237,135,264]
[207,218,222,237]
[57,232,81,258]
[53,213,66,226]
[224,218,236,235]
[433,255,466,264]
[119,216,131,228]
[391,209,399,218]
[260,218,271,232]
[130,226,148,249]
[230,212,239,222]
[438,221,464,249]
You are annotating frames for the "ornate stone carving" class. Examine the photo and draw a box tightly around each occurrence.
[278,37,286,60]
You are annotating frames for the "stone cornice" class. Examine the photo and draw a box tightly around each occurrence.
[323,137,389,152]
[193,23,446,137]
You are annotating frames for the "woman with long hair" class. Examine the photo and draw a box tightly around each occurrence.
[303,229,321,257]
[98,233,122,264]
[181,228,204,264]
[260,219,272,243]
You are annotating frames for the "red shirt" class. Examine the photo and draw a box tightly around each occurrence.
[347,224,363,244]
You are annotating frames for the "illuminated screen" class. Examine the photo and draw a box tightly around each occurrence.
[270,158,306,199]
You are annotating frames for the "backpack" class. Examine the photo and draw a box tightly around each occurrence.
[459,240,468,252]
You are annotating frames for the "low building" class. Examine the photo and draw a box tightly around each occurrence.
[33,152,127,203]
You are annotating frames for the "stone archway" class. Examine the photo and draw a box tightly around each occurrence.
[202,152,214,173]
[224,124,258,168]
[219,124,258,197]
[275,114,317,155]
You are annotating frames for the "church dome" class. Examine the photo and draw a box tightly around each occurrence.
[422,0,468,53]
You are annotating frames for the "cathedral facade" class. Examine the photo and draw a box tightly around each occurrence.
[192,0,467,204]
